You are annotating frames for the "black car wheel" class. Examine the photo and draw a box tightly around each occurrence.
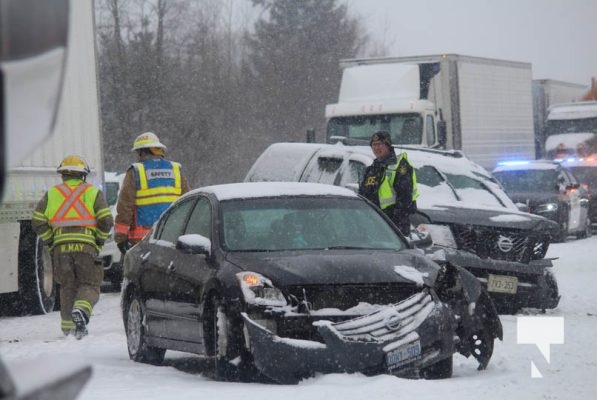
[419,356,453,379]
[211,297,256,382]
[577,216,592,239]
[125,291,165,365]
[468,329,494,370]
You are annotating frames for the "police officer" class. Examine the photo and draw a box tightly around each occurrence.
[359,131,419,236]
[32,155,113,339]
[114,132,191,253]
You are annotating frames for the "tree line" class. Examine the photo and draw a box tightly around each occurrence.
[96,0,380,185]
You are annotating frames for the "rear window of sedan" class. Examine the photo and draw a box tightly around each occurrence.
[219,197,406,252]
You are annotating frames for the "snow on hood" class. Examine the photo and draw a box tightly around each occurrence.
[393,265,428,286]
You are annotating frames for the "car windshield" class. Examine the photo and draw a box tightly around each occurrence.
[327,113,422,144]
[219,197,405,251]
[493,169,559,193]
[415,165,506,208]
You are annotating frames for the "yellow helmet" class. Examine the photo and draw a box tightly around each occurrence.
[57,155,90,175]
[131,132,167,151]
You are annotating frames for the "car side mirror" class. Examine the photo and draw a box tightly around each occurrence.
[176,234,211,256]
[515,202,529,212]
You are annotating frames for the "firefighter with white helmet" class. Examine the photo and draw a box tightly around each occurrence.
[114,132,191,253]
[32,155,113,339]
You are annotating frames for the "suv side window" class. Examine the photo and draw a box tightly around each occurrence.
[301,156,343,185]
[338,160,367,187]
[425,115,436,146]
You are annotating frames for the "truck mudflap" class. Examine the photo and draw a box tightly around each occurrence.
[241,291,456,384]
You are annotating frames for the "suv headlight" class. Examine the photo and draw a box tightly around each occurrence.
[237,271,287,307]
[415,224,457,248]
[535,203,558,213]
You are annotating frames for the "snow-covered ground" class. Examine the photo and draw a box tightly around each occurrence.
[1,237,596,400]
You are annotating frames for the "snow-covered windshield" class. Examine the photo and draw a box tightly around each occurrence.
[327,114,422,144]
[219,197,405,252]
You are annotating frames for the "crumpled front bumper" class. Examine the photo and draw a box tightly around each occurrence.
[242,290,455,384]
[428,247,560,311]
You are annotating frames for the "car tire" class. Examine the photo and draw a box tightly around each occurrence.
[211,297,255,382]
[555,220,568,243]
[125,291,165,365]
[577,216,592,239]
[419,356,453,379]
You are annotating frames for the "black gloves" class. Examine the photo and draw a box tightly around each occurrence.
[117,241,131,255]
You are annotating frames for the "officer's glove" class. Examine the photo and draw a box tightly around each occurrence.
[117,241,131,255]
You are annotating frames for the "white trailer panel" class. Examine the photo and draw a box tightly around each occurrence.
[457,60,535,168]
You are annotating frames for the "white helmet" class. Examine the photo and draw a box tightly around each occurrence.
[131,132,167,151]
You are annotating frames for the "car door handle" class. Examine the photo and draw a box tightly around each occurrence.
[167,261,175,273]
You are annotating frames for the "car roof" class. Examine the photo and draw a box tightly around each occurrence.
[189,181,359,201]
[245,142,494,182]
[492,160,560,172]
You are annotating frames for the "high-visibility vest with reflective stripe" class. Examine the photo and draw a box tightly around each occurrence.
[45,181,99,247]
[132,159,182,230]
[378,153,419,210]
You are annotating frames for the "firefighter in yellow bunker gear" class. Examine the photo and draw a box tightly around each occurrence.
[32,155,113,339]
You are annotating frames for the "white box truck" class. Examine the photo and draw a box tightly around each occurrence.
[0,0,104,315]
[532,79,587,157]
[325,54,536,170]
[542,78,597,159]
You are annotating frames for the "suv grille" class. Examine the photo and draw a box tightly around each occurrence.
[451,225,549,263]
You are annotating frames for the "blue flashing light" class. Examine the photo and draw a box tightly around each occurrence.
[497,160,530,166]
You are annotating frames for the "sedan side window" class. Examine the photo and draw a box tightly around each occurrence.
[185,197,212,239]
[156,199,196,243]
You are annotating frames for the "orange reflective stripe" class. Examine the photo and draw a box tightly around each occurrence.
[50,183,97,227]
[115,223,130,235]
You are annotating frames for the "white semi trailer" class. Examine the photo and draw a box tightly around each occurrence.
[0,0,104,315]
[532,79,587,157]
[325,54,536,170]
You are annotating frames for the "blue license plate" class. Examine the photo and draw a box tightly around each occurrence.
[385,341,421,370]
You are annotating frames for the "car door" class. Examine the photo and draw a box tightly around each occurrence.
[142,197,197,339]
[162,196,214,344]
[559,169,583,231]
[564,169,589,231]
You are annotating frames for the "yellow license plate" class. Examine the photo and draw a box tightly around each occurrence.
[487,274,518,294]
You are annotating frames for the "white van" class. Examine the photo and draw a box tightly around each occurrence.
[99,172,124,290]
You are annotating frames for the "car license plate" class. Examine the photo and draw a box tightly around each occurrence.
[385,340,421,370]
[487,274,518,294]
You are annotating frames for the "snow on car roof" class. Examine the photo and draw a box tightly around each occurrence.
[193,181,359,201]
[493,160,558,172]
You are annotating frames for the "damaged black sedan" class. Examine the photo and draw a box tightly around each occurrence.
[121,182,502,383]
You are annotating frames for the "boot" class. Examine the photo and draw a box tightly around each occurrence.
[71,308,89,340]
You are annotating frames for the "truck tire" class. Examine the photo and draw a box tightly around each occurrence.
[18,221,56,315]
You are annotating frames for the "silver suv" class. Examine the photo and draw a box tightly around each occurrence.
[245,142,560,314]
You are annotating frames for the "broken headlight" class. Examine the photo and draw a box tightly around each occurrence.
[237,271,287,307]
